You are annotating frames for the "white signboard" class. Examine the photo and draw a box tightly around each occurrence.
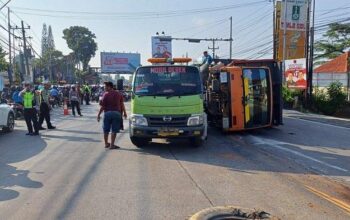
[280,0,308,31]
[152,36,172,58]
[101,52,141,73]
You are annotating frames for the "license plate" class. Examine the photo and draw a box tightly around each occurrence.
[158,128,179,137]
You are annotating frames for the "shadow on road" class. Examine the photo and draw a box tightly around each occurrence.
[121,125,350,179]
[0,129,45,201]
[42,134,100,143]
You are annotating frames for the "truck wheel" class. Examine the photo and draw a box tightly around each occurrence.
[3,113,15,132]
[130,137,150,148]
[190,137,203,148]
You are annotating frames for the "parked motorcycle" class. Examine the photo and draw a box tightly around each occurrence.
[9,103,24,120]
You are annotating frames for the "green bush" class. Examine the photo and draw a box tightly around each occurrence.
[282,86,294,103]
[313,82,347,115]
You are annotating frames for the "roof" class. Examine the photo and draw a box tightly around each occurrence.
[314,51,350,73]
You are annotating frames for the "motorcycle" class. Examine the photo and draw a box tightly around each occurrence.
[9,103,24,120]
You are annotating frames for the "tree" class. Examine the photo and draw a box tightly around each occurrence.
[41,23,48,56]
[0,46,8,71]
[315,23,350,64]
[47,25,55,51]
[62,26,97,71]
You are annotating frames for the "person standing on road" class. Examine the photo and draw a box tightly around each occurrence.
[38,82,56,130]
[97,81,127,149]
[69,86,83,117]
[84,84,91,105]
[113,85,127,130]
[19,82,40,136]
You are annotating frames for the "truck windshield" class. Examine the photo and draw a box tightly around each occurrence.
[133,66,202,96]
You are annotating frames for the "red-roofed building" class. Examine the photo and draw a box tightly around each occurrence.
[313,52,350,91]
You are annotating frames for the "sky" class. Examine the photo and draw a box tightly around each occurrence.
[0,0,349,67]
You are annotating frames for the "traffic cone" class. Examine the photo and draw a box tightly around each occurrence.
[63,99,69,115]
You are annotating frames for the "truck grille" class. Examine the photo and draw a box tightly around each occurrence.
[146,115,189,127]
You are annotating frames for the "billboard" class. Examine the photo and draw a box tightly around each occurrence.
[152,36,172,58]
[101,52,141,73]
[277,30,306,61]
[280,0,308,31]
[285,58,307,89]
[276,1,307,61]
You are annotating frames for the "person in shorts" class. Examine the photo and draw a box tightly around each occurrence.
[97,81,127,149]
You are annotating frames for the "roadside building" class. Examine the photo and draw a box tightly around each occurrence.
[314,51,350,100]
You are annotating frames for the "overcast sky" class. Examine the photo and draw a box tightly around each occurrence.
[0,0,348,67]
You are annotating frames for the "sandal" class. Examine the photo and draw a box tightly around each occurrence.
[109,145,121,150]
[105,143,110,148]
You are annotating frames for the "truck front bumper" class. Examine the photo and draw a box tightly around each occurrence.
[130,125,205,138]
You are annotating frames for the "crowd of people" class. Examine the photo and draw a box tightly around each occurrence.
[1,81,130,146]
[0,82,106,136]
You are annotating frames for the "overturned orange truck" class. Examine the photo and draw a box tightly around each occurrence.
[203,59,283,132]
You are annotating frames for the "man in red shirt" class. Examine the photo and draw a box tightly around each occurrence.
[97,82,127,149]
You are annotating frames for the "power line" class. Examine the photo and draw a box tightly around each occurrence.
[11,1,267,16]
[11,1,268,20]
[0,0,11,11]
[168,18,228,35]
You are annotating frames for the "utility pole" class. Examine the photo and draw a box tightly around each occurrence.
[21,20,31,81]
[229,16,233,59]
[304,0,311,108]
[7,7,12,85]
[307,0,316,106]
[208,39,219,58]
[282,0,288,81]
[272,0,276,60]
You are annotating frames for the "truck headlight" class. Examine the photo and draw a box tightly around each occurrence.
[187,114,204,126]
[131,114,148,126]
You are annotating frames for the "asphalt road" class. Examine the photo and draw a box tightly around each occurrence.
[0,103,349,220]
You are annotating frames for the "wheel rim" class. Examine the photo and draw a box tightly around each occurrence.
[8,114,14,131]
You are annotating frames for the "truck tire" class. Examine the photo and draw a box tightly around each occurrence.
[190,137,203,148]
[130,137,150,148]
[3,113,15,132]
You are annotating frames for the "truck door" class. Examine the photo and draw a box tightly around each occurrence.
[242,68,272,129]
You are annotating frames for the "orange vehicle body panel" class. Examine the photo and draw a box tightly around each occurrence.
[223,66,274,132]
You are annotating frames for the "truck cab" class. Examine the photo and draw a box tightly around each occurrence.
[129,58,207,148]
[205,59,283,131]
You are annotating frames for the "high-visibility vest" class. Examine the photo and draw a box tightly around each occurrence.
[23,92,34,109]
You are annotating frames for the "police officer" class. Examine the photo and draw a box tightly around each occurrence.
[38,81,56,130]
[19,82,40,136]
[84,84,91,105]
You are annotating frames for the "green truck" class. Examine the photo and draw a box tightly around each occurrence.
[129,59,207,148]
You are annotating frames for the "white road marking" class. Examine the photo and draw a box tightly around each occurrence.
[285,116,350,131]
[249,135,349,173]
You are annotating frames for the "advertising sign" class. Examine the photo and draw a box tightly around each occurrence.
[277,30,306,61]
[280,0,308,31]
[101,52,141,73]
[276,0,306,61]
[152,36,172,58]
[285,58,307,89]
